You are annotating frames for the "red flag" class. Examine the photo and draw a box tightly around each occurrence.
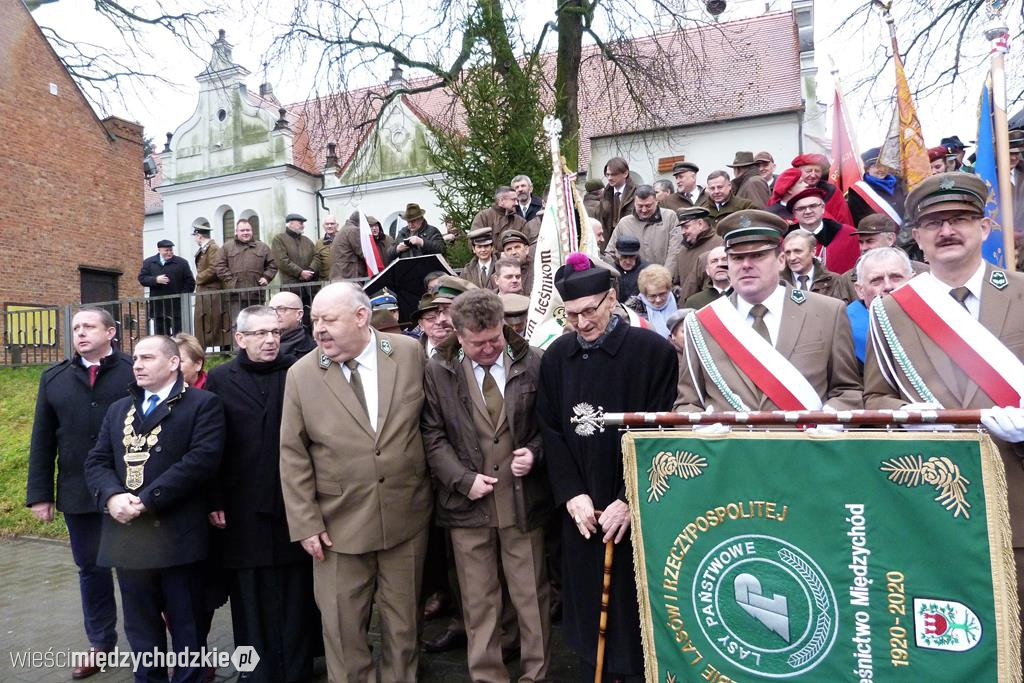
[829,86,862,195]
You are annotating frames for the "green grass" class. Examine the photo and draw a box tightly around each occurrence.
[0,354,233,539]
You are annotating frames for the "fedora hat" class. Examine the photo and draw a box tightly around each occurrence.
[401,203,426,221]
[727,151,758,168]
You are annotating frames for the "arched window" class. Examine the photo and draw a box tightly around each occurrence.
[221,209,235,242]
[239,210,261,241]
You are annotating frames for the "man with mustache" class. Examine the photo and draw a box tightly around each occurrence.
[864,174,1024,667]
[669,206,723,301]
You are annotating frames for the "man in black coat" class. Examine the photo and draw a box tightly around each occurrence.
[388,203,446,260]
[205,306,320,683]
[138,239,196,335]
[536,254,678,681]
[26,306,134,680]
[84,335,224,683]
[268,291,316,361]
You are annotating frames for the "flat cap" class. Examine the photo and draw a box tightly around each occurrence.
[672,160,699,175]
[157,239,175,248]
[467,227,493,245]
[718,210,787,253]
[665,308,692,335]
[852,214,898,235]
[676,206,711,222]
[754,151,775,163]
[615,235,641,256]
[904,172,988,221]
[433,275,476,304]
[500,230,529,246]
[285,213,307,222]
[500,293,530,317]
[584,179,604,192]
[554,253,612,302]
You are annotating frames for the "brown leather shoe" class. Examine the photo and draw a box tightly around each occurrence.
[71,648,105,679]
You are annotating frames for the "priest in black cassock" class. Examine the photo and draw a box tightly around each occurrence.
[205,305,321,683]
[536,253,677,681]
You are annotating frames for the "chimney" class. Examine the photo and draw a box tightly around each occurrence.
[325,142,338,168]
[163,132,173,153]
[386,59,408,92]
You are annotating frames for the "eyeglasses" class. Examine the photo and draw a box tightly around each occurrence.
[916,214,979,232]
[271,306,302,313]
[239,329,281,338]
[565,291,610,323]
[794,203,825,212]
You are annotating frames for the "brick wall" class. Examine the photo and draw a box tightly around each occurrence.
[0,0,144,361]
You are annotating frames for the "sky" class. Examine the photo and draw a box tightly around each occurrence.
[28,0,1021,157]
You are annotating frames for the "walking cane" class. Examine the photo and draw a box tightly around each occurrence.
[594,510,615,683]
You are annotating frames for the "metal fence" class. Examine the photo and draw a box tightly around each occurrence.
[1,280,348,367]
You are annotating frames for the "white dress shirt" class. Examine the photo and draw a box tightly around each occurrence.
[472,351,507,398]
[81,347,113,369]
[143,381,175,413]
[735,284,787,347]
[935,260,986,320]
[341,332,380,431]
[791,270,814,290]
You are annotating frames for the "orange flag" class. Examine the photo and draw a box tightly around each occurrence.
[890,26,931,189]
[829,85,862,195]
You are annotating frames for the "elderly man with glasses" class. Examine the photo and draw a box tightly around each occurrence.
[536,253,677,681]
[268,290,316,361]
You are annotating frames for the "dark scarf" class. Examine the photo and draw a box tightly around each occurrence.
[578,312,621,349]
[864,173,898,196]
[632,208,662,225]
[286,228,303,241]
[235,351,294,515]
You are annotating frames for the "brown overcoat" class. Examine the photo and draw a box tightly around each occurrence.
[470,205,527,244]
[193,241,229,348]
[271,230,317,284]
[675,287,863,412]
[671,224,723,300]
[214,238,277,289]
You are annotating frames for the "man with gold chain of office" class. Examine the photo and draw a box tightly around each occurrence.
[864,172,1024,665]
[674,209,863,417]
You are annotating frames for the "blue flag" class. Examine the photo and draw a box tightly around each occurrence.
[976,78,1006,267]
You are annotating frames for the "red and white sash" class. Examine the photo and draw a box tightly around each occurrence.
[889,273,1024,406]
[691,297,823,411]
[359,212,385,276]
[850,181,902,225]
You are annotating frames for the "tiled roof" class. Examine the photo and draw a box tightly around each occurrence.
[149,11,801,210]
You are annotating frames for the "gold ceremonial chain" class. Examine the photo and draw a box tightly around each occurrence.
[121,403,161,491]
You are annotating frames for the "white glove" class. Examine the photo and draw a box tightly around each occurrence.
[898,402,953,432]
[805,404,844,435]
[693,405,731,434]
[982,406,1024,443]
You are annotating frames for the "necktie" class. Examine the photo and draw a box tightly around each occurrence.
[143,395,159,417]
[482,366,503,424]
[797,275,809,291]
[481,264,488,282]
[750,304,771,345]
[685,192,692,203]
[345,360,368,417]
[950,286,971,311]
[88,365,99,387]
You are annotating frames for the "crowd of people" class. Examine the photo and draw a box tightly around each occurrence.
[25,135,1024,683]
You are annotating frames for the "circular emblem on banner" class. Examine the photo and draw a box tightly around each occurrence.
[691,534,838,678]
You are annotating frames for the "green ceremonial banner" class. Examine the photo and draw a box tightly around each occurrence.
[623,431,1020,683]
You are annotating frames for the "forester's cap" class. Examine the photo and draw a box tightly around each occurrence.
[615,235,641,256]
[369,288,398,310]
[467,227,494,245]
[554,253,612,301]
[672,160,700,175]
[852,214,899,235]
[157,239,175,248]
[285,213,307,222]
[905,172,988,220]
[433,275,476,304]
[719,210,787,254]
[676,206,711,222]
[500,230,529,247]
[500,293,530,317]
[1009,129,1024,151]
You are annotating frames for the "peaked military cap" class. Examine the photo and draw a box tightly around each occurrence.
[905,172,988,220]
[719,210,787,253]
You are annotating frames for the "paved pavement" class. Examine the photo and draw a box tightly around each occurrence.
[1,537,580,682]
